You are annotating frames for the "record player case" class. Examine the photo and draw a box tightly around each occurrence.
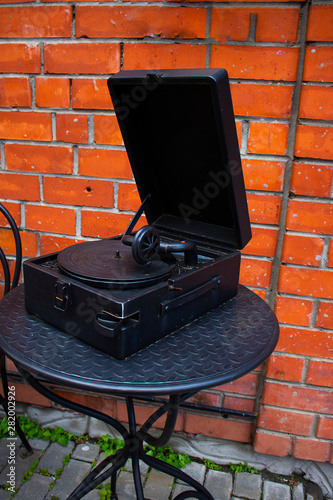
[23,69,252,360]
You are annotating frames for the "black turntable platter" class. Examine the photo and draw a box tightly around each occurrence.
[57,239,177,289]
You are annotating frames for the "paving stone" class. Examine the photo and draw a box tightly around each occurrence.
[204,470,233,500]
[144,468,174,500]
[28,438,50,451]
[88,417,122,440]
[49,458,92,499]
[263,480,291,500]
[71,442,100,463]
[114,469,140,499]
[15,472,53,499]
[176,461,206,485]
[0,448,41,487]
[293,482,305,500]
[233,472,262,500]
[83,488,101,500]
[0,488,12,499]
[0,440,20,471]
[37,440,75,476]
[26,406,89,436]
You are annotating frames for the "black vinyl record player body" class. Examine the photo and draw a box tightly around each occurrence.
[24,68,251,360]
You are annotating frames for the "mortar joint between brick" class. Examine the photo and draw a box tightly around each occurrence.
[40,42,44,76]
[320,237,330,269]
[72,4,76,40]
[51,113,57,142]
[114,181,119,210]
[301,357,310,384]
[30,76,36,109]
[76,208,81,238]
[205,4,212,68]
[247,13,257,43]
[0,143,5,171]
[87,115,94,145]
[266,0,311,310]
[309,414,320,439]
[120,42,124,71]
[240,120,249,155]
[73,145,79,175]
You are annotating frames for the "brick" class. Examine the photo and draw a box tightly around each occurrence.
[279,267,333,299]
[242,159,285,191]
[239,258,272,288]
[316,302,333,329]
[210,7,299,44]
[36,77,70,108]
[0,172,40,201]
[0,257,16,283]
[81,210,146,238]
[215,373,259,396]
[299,86,333,121]
[306,361,333,388]
[303,47,333,83]
[5,143,73,174]
[262,381,333,414]
[290,162,333,197]
[329,239,333,268]
[230,84,292,118]
[40,235,85,254]
[118,183,141,211]
[0,202,21,228]
[286,199,333,235]
[281,234,324,267]
[242,227,278,258]
[266,354,305,383]
[79,148,132,179]
[247,193,282,225]
[295,124,333,160]
[0,111,52,141]
[25,204,76,235]
[247,122,289,155]
[253,431,292,457]
[56,114,88,144]
[44,43,121,74]
[183,413,252,442]
[0,78,31,107]
[43,177,114,208]
[0,228,37,257]
[258,407,313,436]
[211,46,298,81]
[223,395,255,413]
[95,115,123,146]
[123,43,206,70]
[316,417,333,440]
[293,438,330,462]
[116,401,183,432]
[188,391,220,408]
[0,6,72,37]
[307,5,333,42]
[276,326,333,358]
[0,43,40,73]
[72,78,112,110]
[275,296,313,326]
[12,382,51,407]
[54,389,115,415]
[76,6,206,39]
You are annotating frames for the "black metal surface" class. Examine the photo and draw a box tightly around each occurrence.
[108,69,252,250]
[0,285,279,396]
[58,239,176,288]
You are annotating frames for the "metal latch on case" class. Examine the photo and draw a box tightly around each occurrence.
[53,281,71,311]
[160,276,222,316]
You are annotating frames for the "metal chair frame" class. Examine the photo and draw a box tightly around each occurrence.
[0,203,32,454]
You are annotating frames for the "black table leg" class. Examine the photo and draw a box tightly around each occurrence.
[0,352,33,455]
[16,366,214,499]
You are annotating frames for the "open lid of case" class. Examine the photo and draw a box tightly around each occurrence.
[107,69,251,250]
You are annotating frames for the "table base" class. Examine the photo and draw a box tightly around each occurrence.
[17,366,214,500]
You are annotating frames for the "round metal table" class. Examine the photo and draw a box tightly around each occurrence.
[0,285,279,499]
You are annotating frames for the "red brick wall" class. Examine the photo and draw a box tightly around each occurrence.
[0,0,332,463]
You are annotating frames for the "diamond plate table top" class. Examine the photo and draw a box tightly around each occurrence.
[0,285,278,396]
